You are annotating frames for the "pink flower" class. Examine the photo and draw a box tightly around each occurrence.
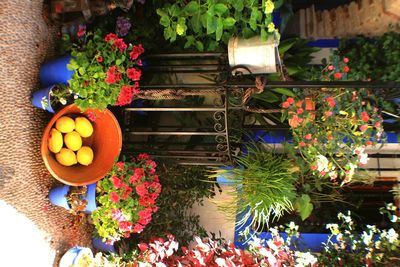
[286,97,295,104]
[112,176,122,189]
[327,65,334,71]
[304,134,312,140]
[296,108,304,114]
[299,141,306,147]
[374,121,381,128]
[282,101,290,109]
[110,192,119,203]
[343,57,349,63]
[288,115,303,128]
[310,165,317,171]
[137,153,151,161]
[111,209,126,222]
[119,221,133,232]
[326,96,336,107]
[324,111,333,117]
[359,124,368,131]
[116,161,125,170]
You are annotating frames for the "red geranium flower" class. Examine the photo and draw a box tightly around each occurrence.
[110,192,119,203]
[112,176,122,189]
[114,38,127,52]
[130,44,145,60]
[343,66,350,73]
[282,101,290,109]
[296,108,304,114]
[334,72,343,79]
[361,111,370,123]
[104,33,118,42]
[126,68,142,81]
[343,57,349,63]
[96,56,103,63]
[116,161,125,170]
[286,97,294,104]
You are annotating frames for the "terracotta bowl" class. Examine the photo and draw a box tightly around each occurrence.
[41,104,122,186]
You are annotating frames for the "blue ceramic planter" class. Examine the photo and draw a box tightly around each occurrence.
[59,246,93,267]
[40,55,74,86]
[92,237,116,253]
[48,182,97,214]
[31,85,56,113]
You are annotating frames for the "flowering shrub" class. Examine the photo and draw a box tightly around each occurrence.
[67,30,144,110]
[282,56,385,185]
[91,154,161,244]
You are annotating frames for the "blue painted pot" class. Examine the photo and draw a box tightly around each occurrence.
[92,237,116,253]
[59,246,93,267]
[48,182,97,214]
[31,85,56,113]
[40,55,74,86]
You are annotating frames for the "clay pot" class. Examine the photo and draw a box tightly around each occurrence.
[41,104,122,186]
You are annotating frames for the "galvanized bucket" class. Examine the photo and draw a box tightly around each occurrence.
[228,35,279,74]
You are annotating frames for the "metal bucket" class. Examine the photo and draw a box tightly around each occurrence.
[228,35,278,74]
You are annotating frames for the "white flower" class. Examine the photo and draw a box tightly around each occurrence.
[353,146,365,155]
[326,224,339,235]
[289,221,299,231]
[362,231,373,246]
[40,96,49,109]
[269,227,279,237]
[358,152,369,165]
[74,94,79,99]
[295,251,318,267]
[316,154,330,173]
[387,228,399,244]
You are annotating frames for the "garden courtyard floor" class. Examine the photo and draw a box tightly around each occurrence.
[0,1,92,266]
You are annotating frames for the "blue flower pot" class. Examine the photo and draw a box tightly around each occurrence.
[40,55,74,86]
[92,237,116,253]
[31,85,56,113]
[48,182,97,214]
[59,246,93,267]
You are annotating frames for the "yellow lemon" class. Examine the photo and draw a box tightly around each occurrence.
[76,146,94,166]
[55,116,75,133]
[48,128,63,153]
[56,148,77,166]
[75,117,93,138]
[64,131,82,151]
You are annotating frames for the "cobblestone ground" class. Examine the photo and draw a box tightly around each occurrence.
[0,1,92,266]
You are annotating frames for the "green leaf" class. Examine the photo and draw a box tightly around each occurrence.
[223,17,236,27]
[274,0,284,9]
[216,17,223,41]
[206,15,218,35]
[260,28,267,41]
[233,1,244,12]
[67,59,79,70]
[297,194,314,221]
[115,59,123,66]
[160,15,170,27]
[278,38,297,55]
[190,13,202,33]
[78,67,85,75]
[214,3,228,16]
[271,88,295,97]
[184,1,200,14]
[184,35,196,49]
[200,13,208,28]
[156,8,168,17]
[195,41,204,51]
[242,28,254,39]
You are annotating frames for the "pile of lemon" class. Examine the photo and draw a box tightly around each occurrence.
[48,116,94,166]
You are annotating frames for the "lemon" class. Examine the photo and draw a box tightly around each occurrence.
[48,128,63,153]
[56,148,77,166]
[55,116,75,133]
[64,131,82,151]
[75,117,93,138]
[77,146,94,166]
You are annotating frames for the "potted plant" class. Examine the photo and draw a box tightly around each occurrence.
[31,84,74,113]
[91,154,161,245]
[48,182,97,213]
[66,29,144,111]
[282,55,386,185]
[208,143,299,236]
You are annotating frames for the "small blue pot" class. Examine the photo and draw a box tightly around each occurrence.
[59,246,93,267]
[40,55,74,86]
[48,182,97,214]
[92,237,116,253]
[31,85,56,113]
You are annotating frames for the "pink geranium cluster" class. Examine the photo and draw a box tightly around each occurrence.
[91,154,161,244]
